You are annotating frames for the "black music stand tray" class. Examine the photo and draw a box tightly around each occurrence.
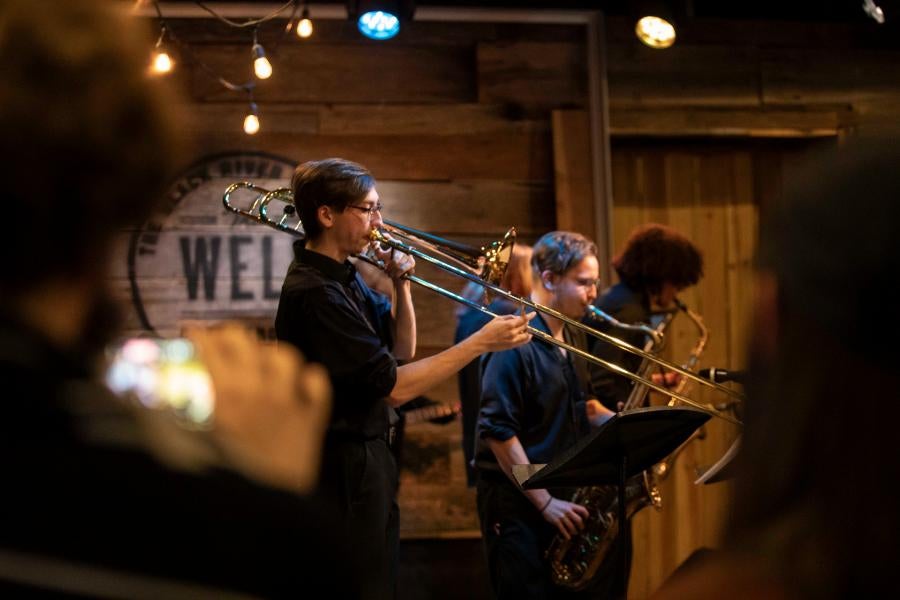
[516,406,710,594]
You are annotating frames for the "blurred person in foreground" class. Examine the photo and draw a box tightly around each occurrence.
[0,1,350,597]
[651,135,900,599]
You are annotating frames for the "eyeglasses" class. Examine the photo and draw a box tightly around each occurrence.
[346,202,384,217]
[569,276,599,290]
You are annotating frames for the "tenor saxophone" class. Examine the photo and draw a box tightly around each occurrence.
[547,301,708,591]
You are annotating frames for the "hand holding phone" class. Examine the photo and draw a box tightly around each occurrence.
[187,324,332,495]
[106,325,332,494]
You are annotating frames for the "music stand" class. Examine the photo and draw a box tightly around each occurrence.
[517,406,710,593]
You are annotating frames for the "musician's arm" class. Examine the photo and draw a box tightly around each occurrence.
[391,277,416,361]
[485,436,588,539]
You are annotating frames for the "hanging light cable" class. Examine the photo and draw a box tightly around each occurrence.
[252,29,273,79]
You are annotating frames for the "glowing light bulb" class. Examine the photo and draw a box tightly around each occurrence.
[297,17,313,38]
[244,113,260,135]
[254,56,272,79]
[152,50,172,74]
[252,42,272,79]
[635,16,676,49]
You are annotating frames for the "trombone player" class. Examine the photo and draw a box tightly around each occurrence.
[274,158,533,600]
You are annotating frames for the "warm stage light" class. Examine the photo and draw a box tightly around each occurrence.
[635,15,676,49]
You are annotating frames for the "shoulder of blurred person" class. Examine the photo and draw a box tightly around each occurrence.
[721,133,900,599]
[649,550,794,600]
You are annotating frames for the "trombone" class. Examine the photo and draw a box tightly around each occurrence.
[223,182,743,426]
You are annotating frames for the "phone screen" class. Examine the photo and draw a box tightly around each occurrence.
[105,338,214,428]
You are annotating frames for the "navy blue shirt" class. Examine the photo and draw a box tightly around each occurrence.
[474,312,590,473]
[275,240,397,438]
[455,297,521,485]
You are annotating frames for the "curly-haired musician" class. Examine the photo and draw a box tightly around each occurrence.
[274,158,533,600]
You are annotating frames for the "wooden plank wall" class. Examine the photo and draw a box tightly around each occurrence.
[110,11,900,598]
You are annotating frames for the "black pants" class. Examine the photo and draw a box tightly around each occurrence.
[476,475,630,600]
[318,436,400,600]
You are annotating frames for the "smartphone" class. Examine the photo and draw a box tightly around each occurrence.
[104,337,215,429]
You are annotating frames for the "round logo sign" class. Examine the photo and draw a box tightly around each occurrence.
[126,152,297,336]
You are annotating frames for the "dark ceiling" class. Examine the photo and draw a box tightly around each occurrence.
[408,1,891,23]
[255,0,900,24]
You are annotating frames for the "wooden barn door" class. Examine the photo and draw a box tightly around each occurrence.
[607,138,832,598]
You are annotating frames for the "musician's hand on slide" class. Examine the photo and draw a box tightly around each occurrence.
[542,498,590,540]
[187,324,332,495]
[473,310,535,352]
[374,239,416,282]
[651,372,680,388]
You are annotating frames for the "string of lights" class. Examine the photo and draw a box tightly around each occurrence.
[147,0,313,135]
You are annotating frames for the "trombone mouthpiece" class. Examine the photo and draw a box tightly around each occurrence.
[369,228,392,251]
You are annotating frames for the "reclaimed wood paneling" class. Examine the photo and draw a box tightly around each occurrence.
[477,41,587,111]
[377,180,553,236]
[318,103,548,135]
[191,44,476,103]
[194,132,554,181]
[761,47,900,105]
[609,106,851,138]
[552,110,595,241]
[607,44,762,108]
[181,103,319,134]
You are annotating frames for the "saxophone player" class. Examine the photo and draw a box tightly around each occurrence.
[474,231,609,599]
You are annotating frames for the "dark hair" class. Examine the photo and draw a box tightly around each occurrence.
[611,224,703,295]
[0,0,179,293]
[532,231,597,277]
[729,135,900,598]
[291,158,375,240]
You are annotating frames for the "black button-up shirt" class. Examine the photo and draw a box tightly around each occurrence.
[474,311,590,474]
[275,241,397,438]
[582,282,652,412]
